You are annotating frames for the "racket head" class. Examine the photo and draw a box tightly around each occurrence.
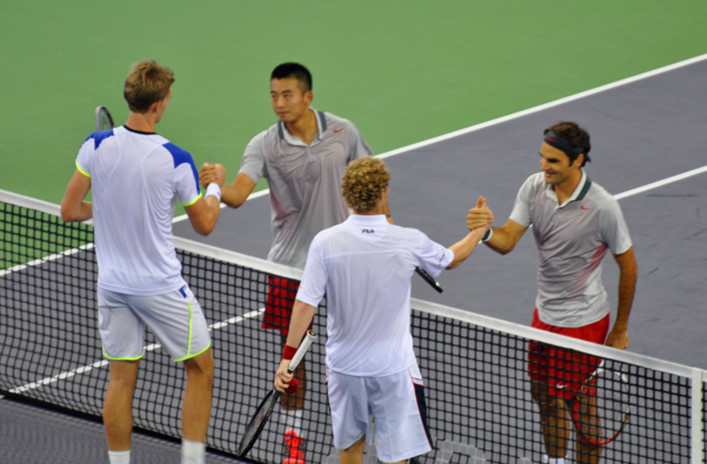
[237,389,281,457]
[94,105,114,131]
[573,365,630,445]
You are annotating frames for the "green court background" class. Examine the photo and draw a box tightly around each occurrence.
[1,1,706,209]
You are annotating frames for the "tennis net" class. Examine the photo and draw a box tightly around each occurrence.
[1,188,705,463]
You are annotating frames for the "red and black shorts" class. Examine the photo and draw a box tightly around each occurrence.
[261,275,300,336]
[528,308,610,400]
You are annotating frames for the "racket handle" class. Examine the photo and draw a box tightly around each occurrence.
[288,331,317,372]
[416,267,443,293]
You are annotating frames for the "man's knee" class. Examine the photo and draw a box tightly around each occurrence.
[184,348,214,377]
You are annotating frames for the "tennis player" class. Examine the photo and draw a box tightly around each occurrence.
[61,60,225,464]
[199,62,380,462]
[274,157,491,464]
[466,121,638,464]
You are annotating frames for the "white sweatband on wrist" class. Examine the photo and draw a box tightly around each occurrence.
[205,183,221,202]
[481,228,493,242]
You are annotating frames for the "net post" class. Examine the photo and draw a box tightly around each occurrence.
[691,368,705,464]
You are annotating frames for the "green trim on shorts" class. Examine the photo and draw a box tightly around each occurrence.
[103,347,144,361]
[175,341,212,363]
[173,298,210,362]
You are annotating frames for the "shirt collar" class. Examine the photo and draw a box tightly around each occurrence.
[346,214,389,226]
[277,108,324,146]
[545,169,592,207]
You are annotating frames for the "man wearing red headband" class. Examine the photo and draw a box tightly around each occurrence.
[467,121,637,464]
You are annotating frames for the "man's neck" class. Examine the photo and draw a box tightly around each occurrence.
[284,109,317,145]
[553,170,583,204]
[125,112,157,133]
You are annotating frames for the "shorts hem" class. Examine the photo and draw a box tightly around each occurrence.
[174,342,212,363]
[103,349,144,361]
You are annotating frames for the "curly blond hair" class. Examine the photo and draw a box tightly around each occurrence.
[342,157,390,213]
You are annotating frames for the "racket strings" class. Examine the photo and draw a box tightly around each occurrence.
[576,369,630,444]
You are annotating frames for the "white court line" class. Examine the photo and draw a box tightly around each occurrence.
[614,165,707,200]
[0,243,94,279]
[7,309,264,395]
[173,52,707,224]
[378,53,707,159]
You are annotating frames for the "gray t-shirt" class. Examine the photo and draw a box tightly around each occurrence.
[510,171,632,327]
[239,109,373,268]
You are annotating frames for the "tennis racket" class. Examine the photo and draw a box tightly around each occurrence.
[573,360,630,445]
[237,330,318,457]
[415,267,443,293]
[94,105,114,131]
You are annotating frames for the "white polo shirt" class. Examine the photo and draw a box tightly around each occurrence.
[295,214,454,377]
[76,126,200,295]
[509,171,632,327]
[239,109,372,269]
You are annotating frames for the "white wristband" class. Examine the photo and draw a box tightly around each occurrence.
[481,228,493,242]
[205,183,221,202]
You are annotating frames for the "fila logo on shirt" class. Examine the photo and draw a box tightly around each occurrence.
[361,228,375,234]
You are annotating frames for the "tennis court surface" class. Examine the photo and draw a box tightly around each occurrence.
[1,188,705,463]
[2,56,707,463]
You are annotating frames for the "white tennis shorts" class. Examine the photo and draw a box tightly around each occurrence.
[327,364,433,462]
[97,285,211,362]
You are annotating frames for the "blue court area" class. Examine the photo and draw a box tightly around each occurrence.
[174,55,707,371]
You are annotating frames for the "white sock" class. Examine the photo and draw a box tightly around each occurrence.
[182,439,205,464]
[280,409,303,435]
[542,456,565,464]
[108,450,130,464]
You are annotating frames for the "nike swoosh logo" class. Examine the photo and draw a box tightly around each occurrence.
[580,205,592,210]
[333,128,344,133]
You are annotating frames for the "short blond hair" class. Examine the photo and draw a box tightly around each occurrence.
[123,60,175,113]
[342,157,390,213]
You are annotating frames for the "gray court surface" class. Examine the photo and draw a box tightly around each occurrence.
[3,57,705,464]
[0,398,244,464]
[174,56,707,371]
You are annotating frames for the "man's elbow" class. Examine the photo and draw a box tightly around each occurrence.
[222,195,245,209]
[496,243,515,255]
[61,205,80,223]
[192,222,215,236]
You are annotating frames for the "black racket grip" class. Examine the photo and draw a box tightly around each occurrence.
[415,267,443,293]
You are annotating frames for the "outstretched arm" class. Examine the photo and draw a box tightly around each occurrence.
[467,196,528,255]
[185,163,226,236]
[446,196,492,269]
[466,196,528,255]
[481,219,528,255]
[200,163,256,209]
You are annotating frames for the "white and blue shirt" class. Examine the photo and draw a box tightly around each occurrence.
[295,214,454,377]
[75,126,201,295]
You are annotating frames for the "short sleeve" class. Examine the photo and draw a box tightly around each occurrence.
[599,198,633,255]
[295,237,328,307]
[163,142,201,206]
[508,174,536,227]
[238,131,268,184]
[416,231,454,278]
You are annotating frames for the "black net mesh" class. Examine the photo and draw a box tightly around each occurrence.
[1,191,705,463]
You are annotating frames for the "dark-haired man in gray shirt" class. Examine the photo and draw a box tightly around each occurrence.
[200,62,376,464]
